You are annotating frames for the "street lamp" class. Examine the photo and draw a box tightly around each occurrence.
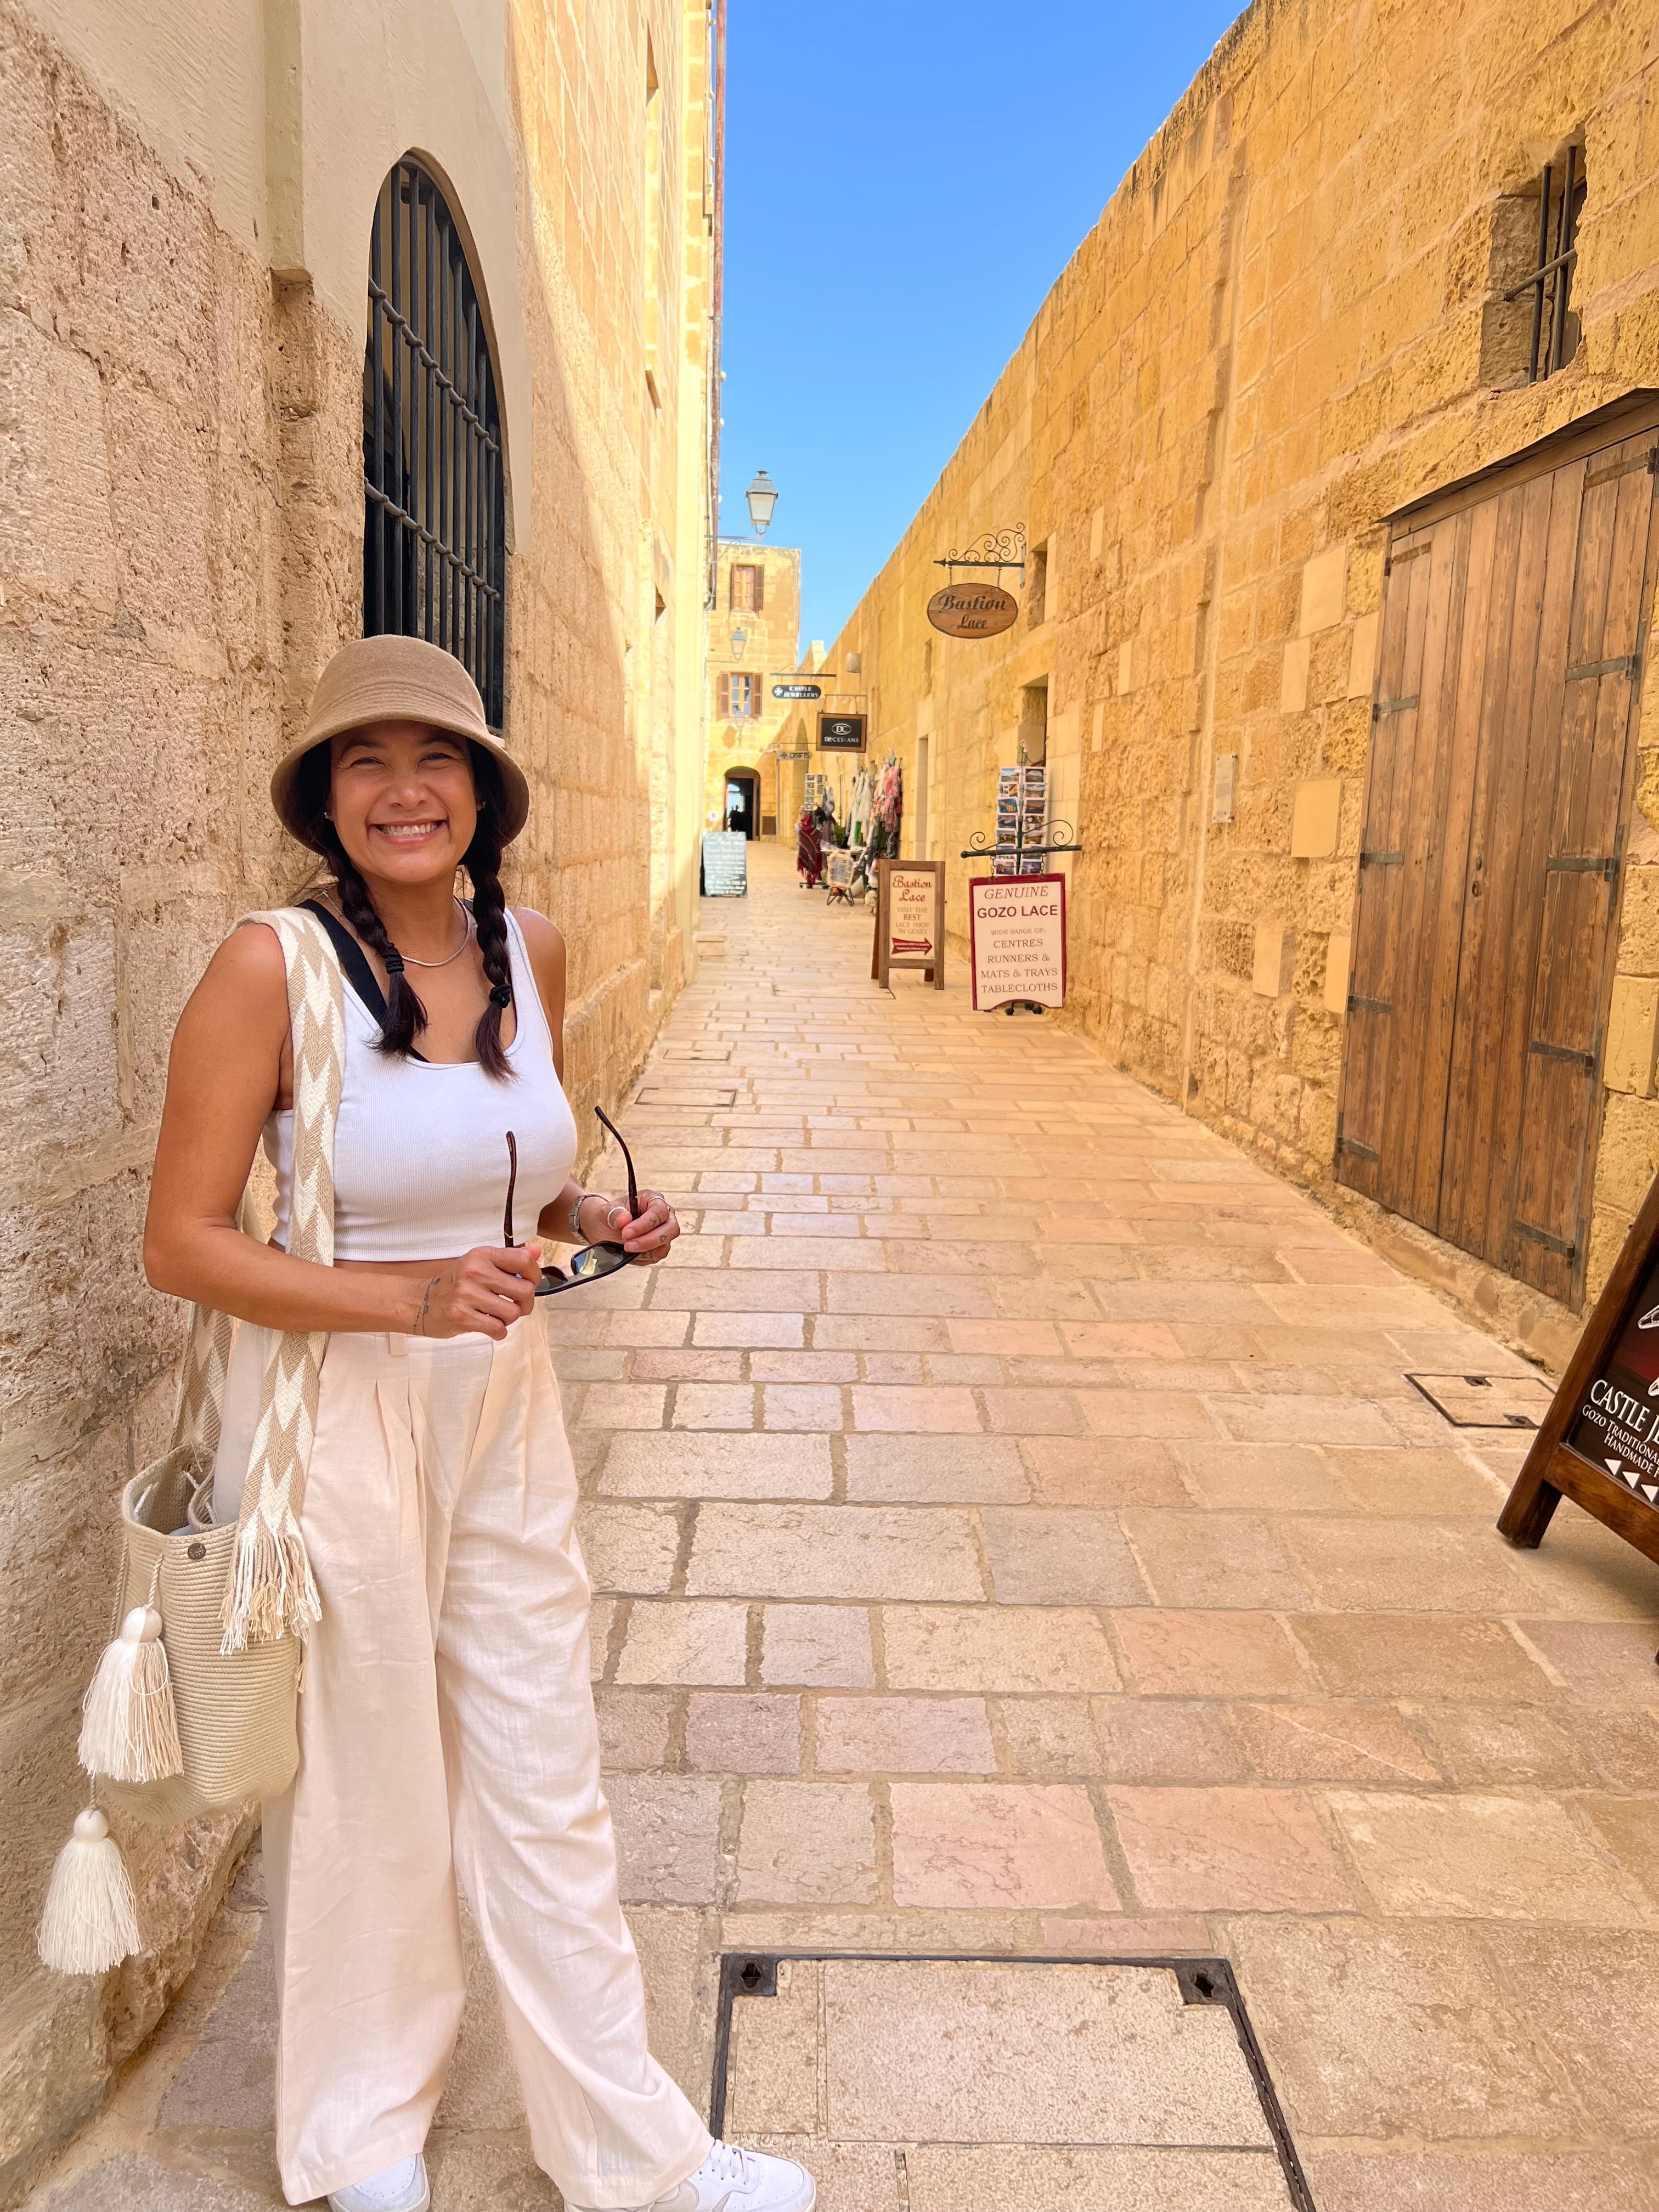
[744,470,778,535]
[730,626,748,659]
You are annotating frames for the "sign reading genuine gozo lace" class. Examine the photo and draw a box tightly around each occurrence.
[968,874,1066,1012]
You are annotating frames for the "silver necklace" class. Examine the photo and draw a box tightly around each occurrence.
[398,898,474,969]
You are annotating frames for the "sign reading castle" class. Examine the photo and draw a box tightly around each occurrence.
[1501,1171,1659,1581]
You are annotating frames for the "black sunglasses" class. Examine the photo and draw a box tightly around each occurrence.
[505,1106,641,1296]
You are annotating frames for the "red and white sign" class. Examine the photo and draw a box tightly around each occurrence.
[886,866,938,962]
[969,873,1067,1011]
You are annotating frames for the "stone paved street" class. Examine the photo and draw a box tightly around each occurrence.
[27,842,1659,2210]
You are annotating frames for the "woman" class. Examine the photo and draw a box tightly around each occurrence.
[144,636,812,2212]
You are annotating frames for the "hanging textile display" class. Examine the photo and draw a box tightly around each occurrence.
[855,755,904,885]
[797,804,824,889]
[847,769,873,853]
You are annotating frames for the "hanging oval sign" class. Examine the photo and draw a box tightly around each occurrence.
[927,581,1019,639]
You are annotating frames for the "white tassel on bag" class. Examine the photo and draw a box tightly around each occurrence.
[37,1808,141,1974]
[77,1606,184,1784]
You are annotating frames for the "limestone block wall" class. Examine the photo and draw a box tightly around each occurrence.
[828,0,1659,1365]
[0,0,718,2193]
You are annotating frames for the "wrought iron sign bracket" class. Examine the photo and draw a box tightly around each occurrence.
[934,524,1027,579]
[960,817,1082,862]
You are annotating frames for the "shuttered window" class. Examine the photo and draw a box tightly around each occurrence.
[715,672,755,719]
[1338,399,1659,1307]
[730,564,763,612]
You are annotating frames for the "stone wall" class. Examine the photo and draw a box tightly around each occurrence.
[0,0,717,2193]
[827,0,1659,1368]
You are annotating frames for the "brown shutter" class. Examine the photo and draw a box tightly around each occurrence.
[753,566,764,613]
[718,672,729,716]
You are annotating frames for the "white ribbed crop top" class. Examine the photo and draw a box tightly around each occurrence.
[262,910,578,1262]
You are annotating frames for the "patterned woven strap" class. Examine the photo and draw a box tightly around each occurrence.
[218,909,345,1654]
[174,1303,235,1460]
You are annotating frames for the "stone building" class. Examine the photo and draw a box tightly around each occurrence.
[0,0,720,2192]
[702,537,809,837]
[830,0,1659,1368]
[700,535,849,845]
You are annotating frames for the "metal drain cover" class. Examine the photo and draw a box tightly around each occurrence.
[713,1953,1311,2210]
[1406,1371,1555,1427]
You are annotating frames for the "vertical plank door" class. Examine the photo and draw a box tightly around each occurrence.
[1338,403,1659,1307]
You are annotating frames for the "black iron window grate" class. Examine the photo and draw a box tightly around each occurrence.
[1504,147,1585,384]
[364,158,506,727]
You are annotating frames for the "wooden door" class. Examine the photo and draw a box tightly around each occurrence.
[1338,402,1659,1307]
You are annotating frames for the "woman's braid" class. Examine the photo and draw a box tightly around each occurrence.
[328,837,430,1056]
[463,768,514,1080]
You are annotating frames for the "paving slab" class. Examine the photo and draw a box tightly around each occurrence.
[721,1959,1296,2210]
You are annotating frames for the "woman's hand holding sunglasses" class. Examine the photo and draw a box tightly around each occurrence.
[596,1188,679,1266]
[504,1108,679,1294]
[412,1244,543,1340]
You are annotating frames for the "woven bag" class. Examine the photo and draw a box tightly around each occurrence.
[38,910,345,1973]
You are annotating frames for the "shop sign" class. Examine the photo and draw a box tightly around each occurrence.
[927,582,1019,640]
[1500,1171,1659,1582]
[819,713,867,752]
[700,830,748,898]
[774,682,822,700]
[872,859,945,992]
[968,873,1066,1011]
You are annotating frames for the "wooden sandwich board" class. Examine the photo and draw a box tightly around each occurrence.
[1500,1169,1659,1590]
[873,859,945,990]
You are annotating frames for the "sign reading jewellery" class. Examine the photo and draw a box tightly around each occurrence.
[773,683,822,701]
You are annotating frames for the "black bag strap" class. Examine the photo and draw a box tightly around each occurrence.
[300,899,428,1063]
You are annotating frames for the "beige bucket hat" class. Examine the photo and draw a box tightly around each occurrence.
[271,634,530,851]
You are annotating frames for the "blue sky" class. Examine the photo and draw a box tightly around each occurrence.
[716,0,1244,651]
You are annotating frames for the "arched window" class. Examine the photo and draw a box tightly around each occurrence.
[364,156,506,726]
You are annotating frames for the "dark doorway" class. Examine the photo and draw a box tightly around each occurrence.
[1338,396,1659,1308]
[725,770,759,838]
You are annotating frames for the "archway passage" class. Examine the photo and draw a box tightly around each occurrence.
[363,155,507,727]
[725,769,759,837]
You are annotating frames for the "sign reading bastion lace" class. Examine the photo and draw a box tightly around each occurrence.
[968,874,1067,1012]
[926,582,1020,639]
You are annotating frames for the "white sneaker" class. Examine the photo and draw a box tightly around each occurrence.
[328,2154,431,2212]
[578,2141,815,2212]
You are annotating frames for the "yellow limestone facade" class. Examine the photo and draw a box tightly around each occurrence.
[702,538,804,836]
[830,0,1659,1364]
[0,0,719,2189]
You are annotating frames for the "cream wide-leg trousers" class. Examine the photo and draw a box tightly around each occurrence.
[212,1311,710,2208]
